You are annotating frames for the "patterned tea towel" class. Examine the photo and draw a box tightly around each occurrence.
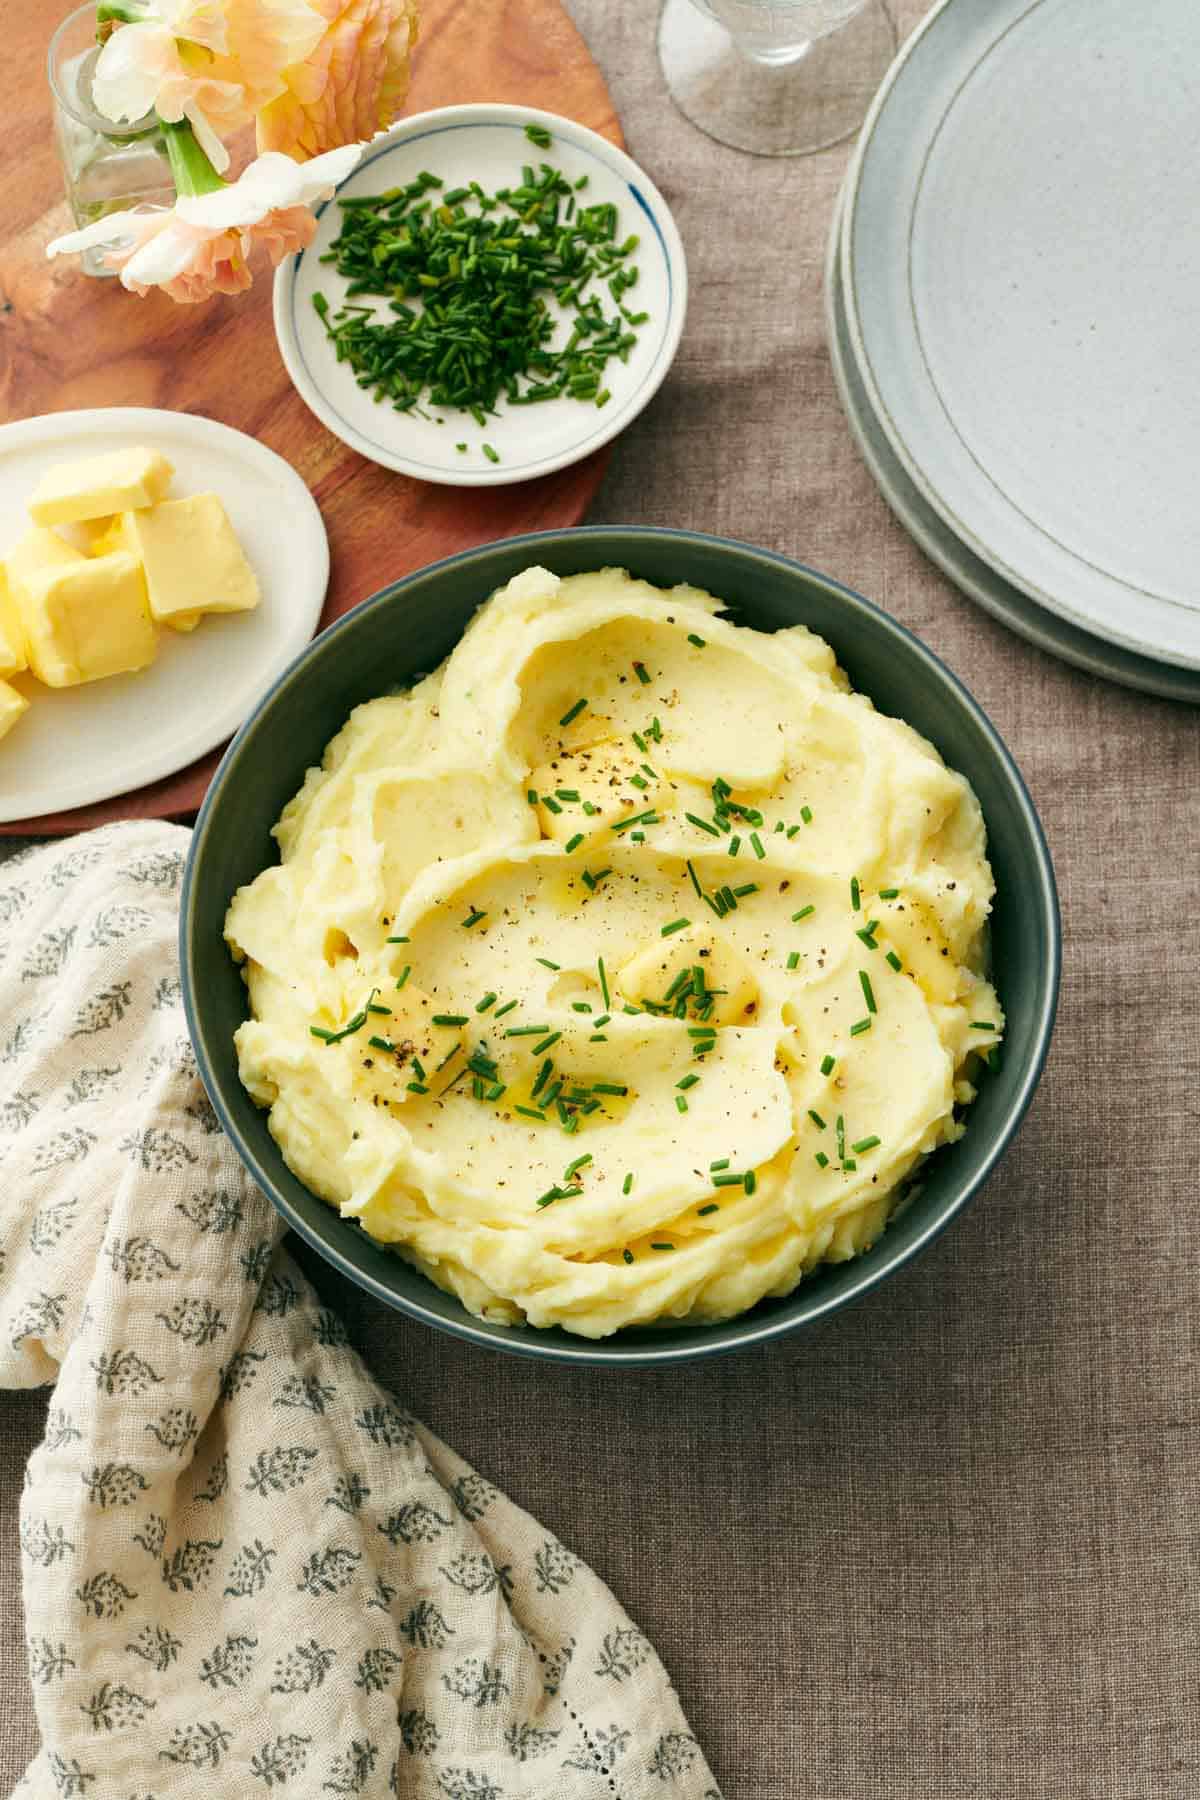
[0,824,720,1800]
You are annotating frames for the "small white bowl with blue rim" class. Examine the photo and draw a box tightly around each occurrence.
[273,104,688,486]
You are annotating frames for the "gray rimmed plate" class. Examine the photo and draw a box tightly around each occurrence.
[824,189,1200,705]
[841,0,1200,672]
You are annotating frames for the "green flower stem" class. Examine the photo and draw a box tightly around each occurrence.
[96,2,152,24]
[159,118,226,198]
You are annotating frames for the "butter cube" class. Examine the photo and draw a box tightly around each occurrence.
[0,678,29,743]
[29,447,174,527]
[113,493,260,632]
[17,552,157,687]
[2,529,89,677]
[0,569,28,677]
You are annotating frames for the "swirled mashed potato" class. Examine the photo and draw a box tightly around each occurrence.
[226,567,1002,1337]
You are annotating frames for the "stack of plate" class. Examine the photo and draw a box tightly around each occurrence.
[826,0,1200,703]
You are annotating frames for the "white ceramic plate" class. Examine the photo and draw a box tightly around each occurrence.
[0,408,328,823]
[841,0,1200,671]
[824,190,1200,706]
[274,104,688,486]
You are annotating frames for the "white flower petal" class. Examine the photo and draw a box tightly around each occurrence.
[183,101,232,174]
[92,22,174,125]
[47,211,151,258]
[119,219,209,288]
[174,142,362,230]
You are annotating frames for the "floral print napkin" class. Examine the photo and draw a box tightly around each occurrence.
[0,824,720,1800]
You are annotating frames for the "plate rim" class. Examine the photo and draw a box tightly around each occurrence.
[823,186,1200,707]
[839,0,1200,673]
[0,406,329,823]
[272,101,689,488]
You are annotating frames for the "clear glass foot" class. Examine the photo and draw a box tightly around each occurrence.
[657,0,898,157]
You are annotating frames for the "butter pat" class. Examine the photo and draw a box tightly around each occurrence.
[111,493,261,631]
[28,447,174,527]
[18,552,157,687]
[0,569,28,677]
[0,679,29,742]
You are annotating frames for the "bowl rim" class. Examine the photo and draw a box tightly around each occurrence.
[271,102,689,487]
[182,525,1062,1367]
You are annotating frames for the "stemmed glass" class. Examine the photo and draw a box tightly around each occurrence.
[657,0,897,157]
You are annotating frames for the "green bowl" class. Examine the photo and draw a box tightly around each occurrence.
[182,528,1060,1366]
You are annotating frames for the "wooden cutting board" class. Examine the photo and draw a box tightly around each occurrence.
[0,0,620,834]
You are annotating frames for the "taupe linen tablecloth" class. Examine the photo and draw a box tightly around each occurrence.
[3,1,1199,1793]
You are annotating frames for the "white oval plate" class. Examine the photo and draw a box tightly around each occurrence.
[824,188,1200,706]
[274,104,688,486]
[0,408,328,823]
[842,0,1200,671]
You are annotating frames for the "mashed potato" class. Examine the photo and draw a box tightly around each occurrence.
[226,567,1002,1337]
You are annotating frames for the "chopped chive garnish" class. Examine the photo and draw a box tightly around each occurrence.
[815,1151,830,1169]
[407,1081,429,1095]
[630,775,649,791]
[836,1114,846,1161]
[808,1110,827,1129]
[487,1082,506,1101]
[531,1059,553,1099]
[886,951,903,972]
[559,697,588,727]
[396,966,411,989]
[633,661,651,685]
[623,1248,634,1263]
[494,999,518,1018]
[515,1105,546,1121]
[611,809,659,833]
[859,970,877,1013]
[710,1157,730,1170]
[582,801,598,816]
[532,1032,562,1054]
[564,832,584,853]
[712,1172,745,1188]
[786,952,801,970]
[774,821,785,833]
[786,825,800,839]
[482,443,500,463]
[686,860,703,899]
[309,1026,336,1041]
[622,1173,634,1194]
[675,1095,688,1113]
[632,731,648,753]
[820,1054,836,1076]
[856,928,879,949]
[687,633,706,648]
[852,1136,881,1154]
[367,1002,392,1016]
[527,788,537,804]
[800,806,813,824]
[650,1242,674,1251]
[728,835,741,857]
[850,1017,872,1036]
[843,1159,857,1172]
[640,763,657,779]
[386,935,409,943]
[698,1203,719,1216]
[461,907,487,929]
[691,1027,718,1039]
[412,1058,425,1080]
[743,1170,756,1195]
[536,1183,582,1208]
[556,788,581,802]
[592,1081,627,1096]
[792,906,814,922]
[572,1001,593,1013]
[536,958,560,972]
[598,957,610,1010]
[524,122,553,146]
[589,1033,608,1042]
[505,1024,549,1036]
[750,832,765,859]
[971,1021,998,1030]
[850,877,861,910]
[432,1013,467,1027]
[594,1015,611,1028]
[661,918,690,937]
[879,887,899,899]
[733,883,758,898]
[541,795,562,814]
[564,1153,592,1179]
[685,812,721,837]
[368,1035,395,1053]
[677,1074,700,1091]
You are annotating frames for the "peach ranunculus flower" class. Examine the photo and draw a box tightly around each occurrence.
[256,0,419,161]
[93,0,327,172]
[46,142,361,303]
